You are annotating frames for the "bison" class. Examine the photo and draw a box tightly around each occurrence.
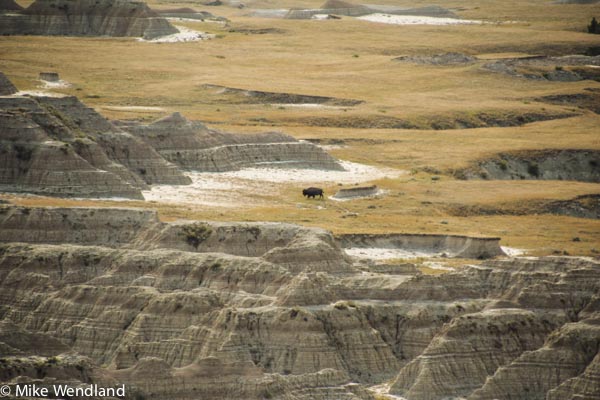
[303,187,324,199]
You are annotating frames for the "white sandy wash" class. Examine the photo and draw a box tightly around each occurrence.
[357,13,482,25]
[345,247,433,260]
[140,26,214,43]
[41,80,72,89]
[330,189,386,202]
[369,383,408,400]
[101,106,165,112]
[501,246,528,256]
[142,160,404,207]
[16,90,67,98]
[166,17,226,25]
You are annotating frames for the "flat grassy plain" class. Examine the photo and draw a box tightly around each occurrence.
[2,0,600,256]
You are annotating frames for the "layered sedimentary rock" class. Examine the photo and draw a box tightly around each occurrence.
[0,206,599,399]
[39,72,59,82]
[483,55,600,82]
[120,112,344,171]
[34,97,190,185]
[0,97,144,199]
[0,0,22,11]
[0,0,178,39]
[469,320,600,400]
[0,73,17,96]
[337,233,505,259]
[391,309,562,399]
[284,1,455,19]
[394,52,477,66]
[538,90,600,114]
[0,75,190,199]
[155,7,227,22]
[332,185,379,199]
[457,149,600,182]
[547,350,600,400]
[198,84,363,106]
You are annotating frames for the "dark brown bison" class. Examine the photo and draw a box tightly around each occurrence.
[303,187,324,199]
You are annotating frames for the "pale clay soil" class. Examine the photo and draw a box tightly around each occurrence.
[357,13,482,25]
[344,246,526,262]
[140,25,214,43]
[141,160,404,207]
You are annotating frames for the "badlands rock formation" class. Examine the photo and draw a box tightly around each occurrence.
[155,7,227,22]
[0,0,178,39]
[0,74,343,199]
[0,205,598,399]
[284,0,456,20]
[119,112,344,171]
[0,73,17,96]
[332,185,379,200]
[483,55,600,82]
[458,149,600,182]
[337,233,505,259]
[199,83,363,106]
[394,52,477,66]
[0,0,22,12]
[0,75,190,199]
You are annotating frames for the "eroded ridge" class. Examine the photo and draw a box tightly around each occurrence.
[456,149,600,182]
[0,91,190,199]
[119,112,344,171]
[0,206,598,399]
[0,0,178,39]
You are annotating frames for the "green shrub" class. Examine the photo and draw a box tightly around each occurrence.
[181,223,212,249]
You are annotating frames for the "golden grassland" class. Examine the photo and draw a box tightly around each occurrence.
[2,0,600,257]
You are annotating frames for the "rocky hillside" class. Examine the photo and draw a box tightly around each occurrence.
[0,77,190,199]
[0,0,22,11]
[119,112,344,171]
[0,75,344,199]
[0,205,598,400]
[0,0,178,39]
[0,73,17,96]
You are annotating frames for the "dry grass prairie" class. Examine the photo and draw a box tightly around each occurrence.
[2,0,600,256]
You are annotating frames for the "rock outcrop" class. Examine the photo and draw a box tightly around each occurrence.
[198,83,363,106]
[0,206,598,399]
[0,96,144,199]
[337,233,505,259]
[0,75,190,199]
[537,90,600,114]
[469,320,600,400]
[39,72,59,82]
[394,52,477,66]
[456,149,600,182]
[483,55,600,82]
[120,112,344,171]
[0,73,17,96]
[0,0,22,11]
[284,1,456,20]
[155,7,227,22]
[332,185,379,200]
[391,309,562,400]
[0,0,178,39]
[448,193,600,219]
